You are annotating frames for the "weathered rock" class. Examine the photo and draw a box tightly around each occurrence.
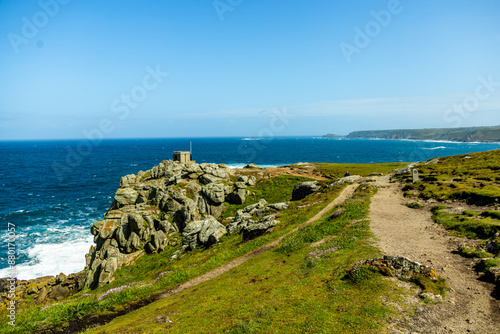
[98,219,121,240]
[226,211,252,235]
[329,175,361,186]
[242,215,280,239]
[243,199,268,214]
[292,181,320,201]
[128,213,147,233]
[226,189,246,205]
[157,220,175,233]
[206,202,225,218]
[120,174,136,187]
[199,216,227,246]
[267,202,289,211]
[238,175,249,183]
[103,210,125,219]
[199,173,220,185]
[182,220,204,250]
[91,220,104,236]
[146,230,168,253]
[247,175,257,186]
[161,196,182,214]
[116,224,132,249]
[361,256,438,281]
[419,292,442,302]
[395,163,419,176]
[125,232,142,253]
[203,183,226,204]
[114,188,139,206]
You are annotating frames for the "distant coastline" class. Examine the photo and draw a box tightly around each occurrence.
[323,125,500,143]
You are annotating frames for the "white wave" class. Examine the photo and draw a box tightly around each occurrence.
[422,146,446,150]
[241,137,260,141]
[0,235,94,280]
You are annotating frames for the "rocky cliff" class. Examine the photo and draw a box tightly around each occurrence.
[83,159,289,289]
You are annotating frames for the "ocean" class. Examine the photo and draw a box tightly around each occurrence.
[1,137,499,280]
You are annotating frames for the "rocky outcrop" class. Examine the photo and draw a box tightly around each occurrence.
[83,160,257,289]
[226,200,288,238]
[242,215,280,240]
[354,256,438,281]
[394,163,420,176]
[292,181,320,200]
[182,216,227,250]
[328,175,361,186]
[0,271,86,309]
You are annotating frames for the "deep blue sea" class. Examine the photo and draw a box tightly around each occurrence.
[1,137,499,279]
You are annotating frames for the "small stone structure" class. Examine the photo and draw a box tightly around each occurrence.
[173,151,191,163]
[412,169,419,183]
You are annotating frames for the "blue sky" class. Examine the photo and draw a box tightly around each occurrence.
[1,0,500,140]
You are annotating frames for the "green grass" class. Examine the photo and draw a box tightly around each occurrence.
[315,162,407,180]
[405,202,423,209]
[411,275,448,297]
[458,245,493,259]
[432,206,500,239]
[396,149,500,206]
[222,175,313,219]
[82,185,403,334]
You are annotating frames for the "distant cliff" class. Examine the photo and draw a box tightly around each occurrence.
[345,126,500,142]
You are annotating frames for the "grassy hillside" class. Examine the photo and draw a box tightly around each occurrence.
[85,185,404,334]
[399,149,500,206]
[314,162,407,179]
[346,126,500,142]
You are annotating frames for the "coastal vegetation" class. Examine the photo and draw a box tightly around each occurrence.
[322,125,500,142]
[396,149,500,289]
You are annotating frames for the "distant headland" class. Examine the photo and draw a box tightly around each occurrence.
[323,125,500,143]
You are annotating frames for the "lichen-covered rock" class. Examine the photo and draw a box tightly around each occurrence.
[361,256,438,281]
[199,173,220,185]
[114,188,139,206]
[146,230,168,253]
[203,183,226,204]
[243,199,268,214]
[199,216,227,246]
[292,181,320,200]
[328,175,361,186]
[182,220,204,250]
[394,163,419,176]
[226,188,246,205]
[128,213,147,233]
[242,215,280,240]
[226,210,252,235]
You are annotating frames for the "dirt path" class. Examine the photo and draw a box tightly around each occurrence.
[370,175,500,334]
[159,183,358,299]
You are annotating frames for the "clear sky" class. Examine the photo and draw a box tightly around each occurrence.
[1,0,500,140]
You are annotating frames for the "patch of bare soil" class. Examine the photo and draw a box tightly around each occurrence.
[370,176,500,334]
[241,164,330,181]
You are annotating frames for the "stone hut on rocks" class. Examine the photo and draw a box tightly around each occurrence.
[173,151,192,163]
